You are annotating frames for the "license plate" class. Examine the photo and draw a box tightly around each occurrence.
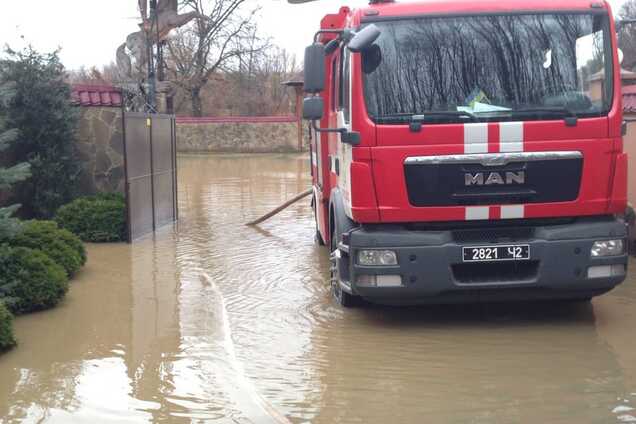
[463,245,530,262]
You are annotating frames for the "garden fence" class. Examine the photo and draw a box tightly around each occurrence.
[123,113,178,242]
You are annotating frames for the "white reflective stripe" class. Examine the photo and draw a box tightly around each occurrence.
[466,206,489,220]
[501,205,525,219]
[464,123,489,154]
[316,134,323,185]
[499,122,524,152]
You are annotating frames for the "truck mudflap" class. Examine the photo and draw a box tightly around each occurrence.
[342,216,628,305]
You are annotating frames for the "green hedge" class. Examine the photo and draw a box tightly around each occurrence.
[55,193,126,243]
[0,245,68,314]
[10,220,86,277]
[0,302,15,352]
[50,222,87,265]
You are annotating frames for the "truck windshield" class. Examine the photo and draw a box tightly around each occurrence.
[362,13,613,124]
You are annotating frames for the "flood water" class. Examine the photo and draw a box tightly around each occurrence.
[1,153,636,423]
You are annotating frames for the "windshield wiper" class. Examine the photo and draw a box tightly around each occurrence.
[413,110,477,119]
[374,111,477,125]
[503,107,579,127]
[505,107,576,118]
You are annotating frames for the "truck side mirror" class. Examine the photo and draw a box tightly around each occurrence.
[348,24,381,53]
[304,43,326,93]
[304,98,360,145]
[303,96,324,120]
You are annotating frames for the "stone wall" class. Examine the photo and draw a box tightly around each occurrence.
[75,107,125,195]
[176,116,307,153]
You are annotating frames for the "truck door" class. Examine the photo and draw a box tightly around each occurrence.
[336,47,354,218]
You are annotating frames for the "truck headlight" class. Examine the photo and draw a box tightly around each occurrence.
[357,250,398,266]
[591,240,624,257]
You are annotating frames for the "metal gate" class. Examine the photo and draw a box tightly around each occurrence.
[123,113,178,242]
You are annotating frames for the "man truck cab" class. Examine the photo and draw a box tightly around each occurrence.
[301,0,629,306]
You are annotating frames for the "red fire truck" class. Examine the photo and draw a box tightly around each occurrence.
[300,0,629,306]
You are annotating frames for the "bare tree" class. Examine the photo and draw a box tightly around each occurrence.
[67,62,136,86]
[167,45,298,116]
[619,0,636,71]
[67,67,110,85]
[231,29,298,115]
[166,0,268,116]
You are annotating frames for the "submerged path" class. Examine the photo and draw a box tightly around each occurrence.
[0,153,635,423]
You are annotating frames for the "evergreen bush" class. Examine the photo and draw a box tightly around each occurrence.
[55,193,126,242]
[0,302,15,352]
[0,76,30,239]
[0,47,79,218]
[10,220,85,276]
[0,245,68,314]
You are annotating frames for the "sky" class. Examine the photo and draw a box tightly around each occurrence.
[0,0,630,70]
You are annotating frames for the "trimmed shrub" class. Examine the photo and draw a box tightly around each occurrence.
[91,192,124,202]
[0,245,68,314]
[10,220,85,277]
[52,224,87,266]
[0,302,15,352]
[55,193,126,243]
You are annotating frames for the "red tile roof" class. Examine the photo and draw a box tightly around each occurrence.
[71,84,123,107]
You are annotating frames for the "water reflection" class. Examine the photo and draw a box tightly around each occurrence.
[0,242,160,422]
[0,154,634,423]
[312,302,629,423]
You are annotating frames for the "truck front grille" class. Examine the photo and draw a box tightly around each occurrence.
[452,261,540,284]
[404,154,582,207]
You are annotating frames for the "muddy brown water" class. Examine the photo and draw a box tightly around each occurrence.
[1,153,636,423]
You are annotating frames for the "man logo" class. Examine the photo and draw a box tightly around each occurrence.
[465,171,525,186]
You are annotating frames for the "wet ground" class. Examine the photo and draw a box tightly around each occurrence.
[1,153,636,423]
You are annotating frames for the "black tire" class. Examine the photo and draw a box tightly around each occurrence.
[330,233,357,307]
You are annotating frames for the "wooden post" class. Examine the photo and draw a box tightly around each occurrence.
[246,189,312,226]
